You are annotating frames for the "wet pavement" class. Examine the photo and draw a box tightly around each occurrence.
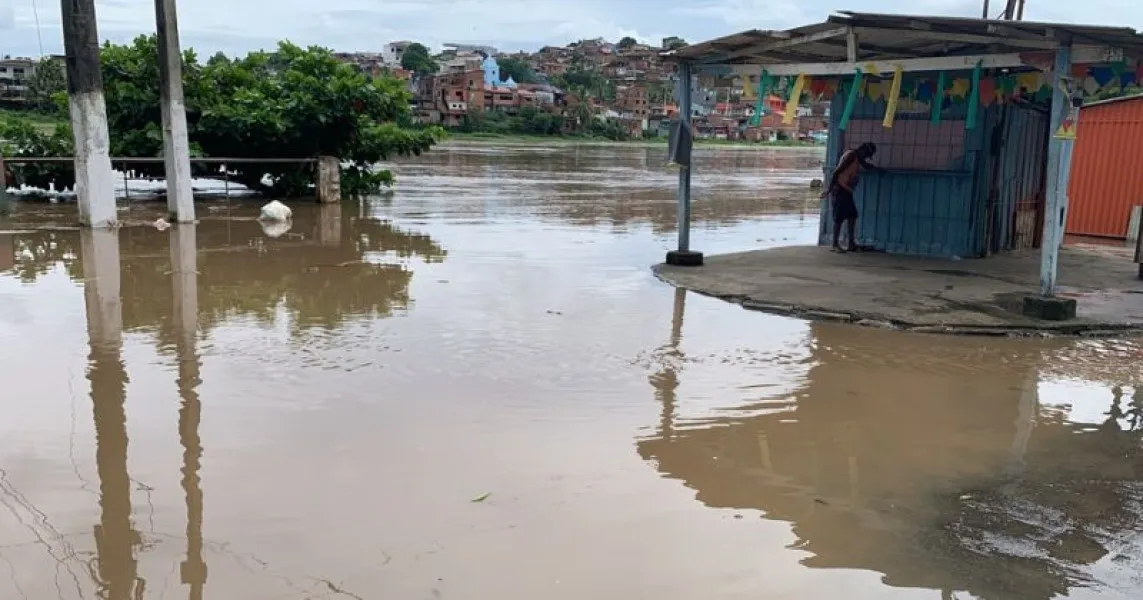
[0,142,1141,600]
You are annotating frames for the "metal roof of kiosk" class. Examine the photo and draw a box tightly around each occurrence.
[659,11,1143,303]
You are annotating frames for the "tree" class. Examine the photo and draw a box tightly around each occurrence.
[617,36,638,50]
[6,37,444,197]
[667,38,688,51]
[400,43,438,76]
[496,56,537,84]
[26,57,66,112]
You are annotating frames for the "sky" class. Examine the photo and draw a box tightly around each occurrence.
[0,0,1139,59]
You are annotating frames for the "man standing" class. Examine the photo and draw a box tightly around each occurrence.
[824,142,884,252]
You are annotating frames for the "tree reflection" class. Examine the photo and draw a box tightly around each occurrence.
[3,199,446,337]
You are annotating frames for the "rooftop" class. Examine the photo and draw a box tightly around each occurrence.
[664,11,1143,72]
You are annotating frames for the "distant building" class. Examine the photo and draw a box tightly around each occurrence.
[443,43,500,57]
[481,55,500,87]
[0,56,41,103]
[382,41,413,67]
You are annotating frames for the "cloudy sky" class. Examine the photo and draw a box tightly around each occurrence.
[0,0,1137,58]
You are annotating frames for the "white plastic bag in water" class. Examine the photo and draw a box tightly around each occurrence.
[259,200,292,222]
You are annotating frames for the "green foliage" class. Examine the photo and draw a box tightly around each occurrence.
[666,38,688,51]
[1089,85,1143,103]
[0,119,75,190]
[617,36,638,50]
[454,106,630,141]
[496,56,538,84]
[26,58,66,113]
[3,37,443,197]
[551,68,615,102]
[400,43,438,76]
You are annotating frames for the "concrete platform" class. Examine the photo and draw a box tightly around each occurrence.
[654,245,1143,336]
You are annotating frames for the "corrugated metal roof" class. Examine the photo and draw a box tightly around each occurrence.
[665,11,1143,65]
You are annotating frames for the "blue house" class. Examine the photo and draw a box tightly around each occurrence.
[482,55,500,87]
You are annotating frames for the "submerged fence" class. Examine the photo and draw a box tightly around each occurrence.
[0,156,332,201]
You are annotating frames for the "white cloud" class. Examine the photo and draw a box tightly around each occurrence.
[0,0,1139,58]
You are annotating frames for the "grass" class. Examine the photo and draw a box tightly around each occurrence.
[0,107,66,134]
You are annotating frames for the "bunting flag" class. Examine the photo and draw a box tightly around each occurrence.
[883,66,903,128]
[931,71,946,125]
[950,77,971,99]
[977,76,997,107]
[783,74,807,125]
[838,68,863,132]
[966,61,982,129]
[749,70,771,127]
[809,78,828,99]
[866,80,885,101]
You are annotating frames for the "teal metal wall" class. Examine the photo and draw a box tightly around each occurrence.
[820,86,1048,258]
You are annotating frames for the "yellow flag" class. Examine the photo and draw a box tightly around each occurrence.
[783,74,807,125]
[883,65,903,128]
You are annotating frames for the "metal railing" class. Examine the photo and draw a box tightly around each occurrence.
[1,156,319,199]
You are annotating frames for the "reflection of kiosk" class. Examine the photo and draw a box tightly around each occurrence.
[639,318,1142,599]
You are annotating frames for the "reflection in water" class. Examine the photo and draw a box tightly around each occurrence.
[171,225,207,600]
[640,318,1143,599]
[6,145,1143,599]
[82,230,143,599]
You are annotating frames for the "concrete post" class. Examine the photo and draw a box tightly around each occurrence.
[61,0,117,228]
[155,0,195,222]
[317,156,341,203]
[1039,45,1073,297]
[0,154,9,216]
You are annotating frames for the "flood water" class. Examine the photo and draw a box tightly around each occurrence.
[1,142,1142,600]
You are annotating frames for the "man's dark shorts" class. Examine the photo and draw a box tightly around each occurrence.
[832,187,858,223]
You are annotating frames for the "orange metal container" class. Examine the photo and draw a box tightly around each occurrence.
[1067,95,1143,239]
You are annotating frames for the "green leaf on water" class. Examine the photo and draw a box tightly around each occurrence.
[471,493,491,503]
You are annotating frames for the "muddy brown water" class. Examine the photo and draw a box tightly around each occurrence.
[0,142,1141,600]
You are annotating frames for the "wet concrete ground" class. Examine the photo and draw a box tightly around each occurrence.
[655,244,1143,334]
[0,143,1141,600]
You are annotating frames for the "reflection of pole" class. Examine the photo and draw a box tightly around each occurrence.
[81,229,140,599]
[170,226,206,599]
[318,203,343,247]
[651,288,687,439]
[1006,369,1039,479]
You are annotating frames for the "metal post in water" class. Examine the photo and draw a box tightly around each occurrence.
[1039,45,1073,297]
[665,60,703,266]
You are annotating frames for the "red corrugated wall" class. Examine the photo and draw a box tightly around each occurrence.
[1067,97,1143,238]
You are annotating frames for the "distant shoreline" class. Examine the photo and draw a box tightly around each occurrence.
[445,131,826,149]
